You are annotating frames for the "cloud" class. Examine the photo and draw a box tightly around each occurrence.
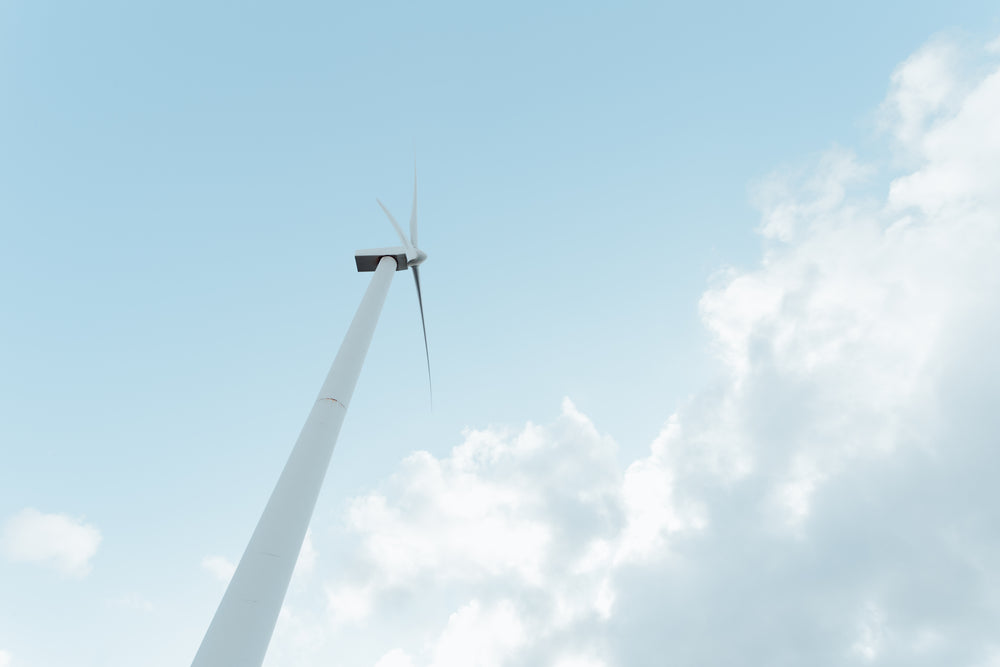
[611,34,1000,666]
[0,649,10,667]
[1,508,101,577]
[888,51,1000,215]
[201,555,236,583]
[375,649,415,667]
[429,599,526,667]
[344,398,622,590]
[880,38,965,148]
[296,529,317,577]
[263,33,1000,666]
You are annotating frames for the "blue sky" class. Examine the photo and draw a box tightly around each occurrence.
[3,2,1000,666]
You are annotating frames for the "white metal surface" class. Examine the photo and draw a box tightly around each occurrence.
[191,255,398,667]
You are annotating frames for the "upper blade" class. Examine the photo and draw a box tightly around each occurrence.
[412,265,432,405]
[377,199,411,248]
[409,164,418,247]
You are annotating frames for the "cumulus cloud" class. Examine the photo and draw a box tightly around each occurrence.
[345,398,623,590]
[296,529,318,577]
[429,599,526,667]
[201,554,237,583]
[375,649,415,667]
[1,508,101,577]
[265,33,1000,666]
[880,38,965,148]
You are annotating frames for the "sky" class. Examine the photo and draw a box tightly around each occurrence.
[3,1,1000,665]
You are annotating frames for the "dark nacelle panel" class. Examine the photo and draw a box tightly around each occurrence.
[354,247,407,272]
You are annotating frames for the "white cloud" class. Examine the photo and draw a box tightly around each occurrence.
[553,657,607,667]
[852,602,887,662]
[375,649,415,667]
[0,649,11,667]
[606,33,1000,666]
[201,555,236,583]
[296,529,317,577]
[344,398,623,591]
[880,38,963,148]
[430,599,525,667]
[617,417,705,561]
[889,69,1000,215]
[1,508,101,577]
[325,582,373,625]
[265,33,1000,666]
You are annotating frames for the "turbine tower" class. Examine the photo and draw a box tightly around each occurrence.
[191,172,430,667]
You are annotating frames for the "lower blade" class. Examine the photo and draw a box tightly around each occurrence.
[412,266,432,406]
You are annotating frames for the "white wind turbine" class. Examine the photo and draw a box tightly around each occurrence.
[190,171,430,667]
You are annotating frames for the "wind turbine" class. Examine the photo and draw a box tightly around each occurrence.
[190,172,430,667]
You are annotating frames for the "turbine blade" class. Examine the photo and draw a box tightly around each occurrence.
[409,164,418,247]
[377,198,411,248]
[412,265,432,406]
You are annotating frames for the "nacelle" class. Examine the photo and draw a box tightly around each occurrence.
[355,247,409,272]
